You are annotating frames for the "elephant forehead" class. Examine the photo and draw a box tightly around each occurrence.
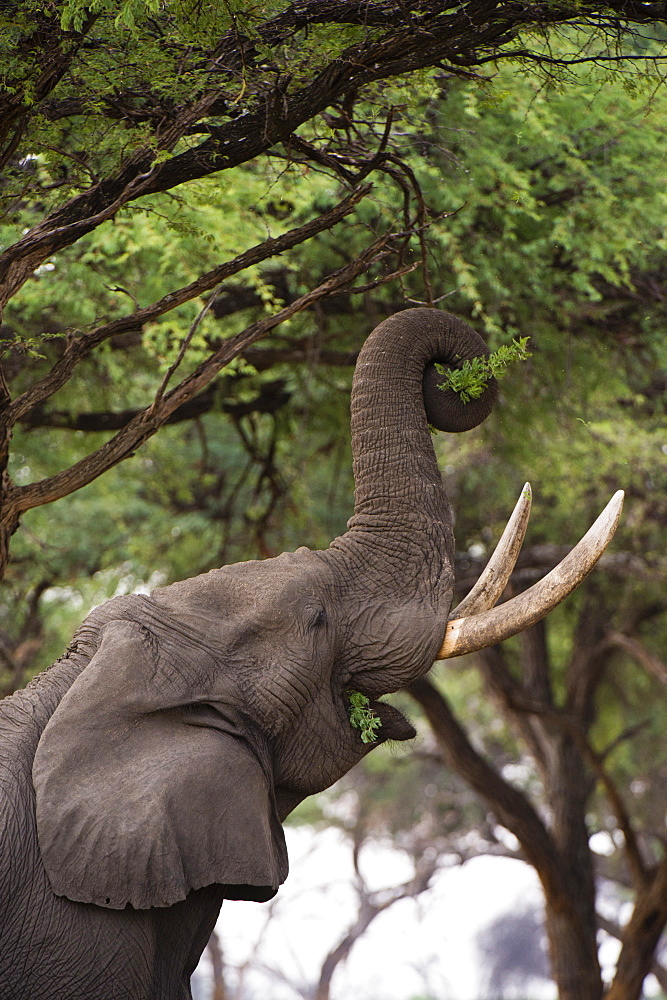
[151,547,328,629]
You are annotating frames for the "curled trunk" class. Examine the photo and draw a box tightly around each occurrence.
[329,307,496,598]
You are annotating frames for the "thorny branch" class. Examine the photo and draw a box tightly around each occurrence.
[2,2,665,307]
[4,186,371,428]
[2,228,406,520]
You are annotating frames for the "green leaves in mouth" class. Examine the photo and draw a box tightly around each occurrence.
[346,690,382,743]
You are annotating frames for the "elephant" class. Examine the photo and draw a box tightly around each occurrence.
[0,308,622,999]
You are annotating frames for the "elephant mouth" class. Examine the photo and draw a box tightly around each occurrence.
[375,699,416,742]
[357,695,417,743]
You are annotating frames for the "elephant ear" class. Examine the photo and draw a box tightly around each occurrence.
[33,619,287,909]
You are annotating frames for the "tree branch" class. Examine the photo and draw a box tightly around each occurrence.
[3,2,663,306]
[4,230,400,520]
[573,734,649,890]
[606,855,667,1000]
[315,851,438,1000]
[606,631,667,687]
[6,185,370,427]
[405,676,564,899]
[18,379,292,433]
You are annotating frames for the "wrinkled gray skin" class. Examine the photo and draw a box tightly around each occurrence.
[0,309,497,999]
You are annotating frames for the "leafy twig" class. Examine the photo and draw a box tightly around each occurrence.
[347,690,382,743]
[435,338,531,403]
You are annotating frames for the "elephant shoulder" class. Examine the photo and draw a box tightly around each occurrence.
[0,653,85,758]
[0,690,44,932]
[0,592,149,752]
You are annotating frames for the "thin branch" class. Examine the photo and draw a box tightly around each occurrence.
[6,186,370,427]
[606,855,667,1000]
[572,732,649,890]
[501,50,667,69]
[475,644,553,774]
[606,631,667,686]
[599,720,652,763]
[150,278,224,409]
[598,909,667,995]
[5,230,401,518]
[382,152,434,302]
[315,852,439,1000]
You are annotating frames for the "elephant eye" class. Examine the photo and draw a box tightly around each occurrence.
[306,606,327,629]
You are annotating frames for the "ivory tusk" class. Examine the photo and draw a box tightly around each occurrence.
[438,491,624,660]
[449,483,532,620]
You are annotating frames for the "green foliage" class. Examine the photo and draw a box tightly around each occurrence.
[389,52,667,362]
[1,27,666,964]
[434,338,531,403]
[4,35,666,697]
[1,12,666,990]
[60,0,163,32]
[346,691,382,743]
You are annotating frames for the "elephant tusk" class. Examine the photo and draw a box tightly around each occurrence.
[438,490,624,659]
[449,483,532,620]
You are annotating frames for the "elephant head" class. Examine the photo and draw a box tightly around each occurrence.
[31,308,622,912]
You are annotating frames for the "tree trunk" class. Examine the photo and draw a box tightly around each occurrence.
[543,881,603,1000]
[0,479,18,582]
[606,858,667,1000]
[407,675,605,1000]
[541,728,601,999]
[206,929,228,1000]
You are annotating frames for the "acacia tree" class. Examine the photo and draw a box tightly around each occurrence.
[1,7,667,999]
[233,55,667,999]
[395,51,667,999]
[1,0,667,579]
[408,591,667,1000]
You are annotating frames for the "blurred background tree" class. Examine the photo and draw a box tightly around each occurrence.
[1,4,666,999]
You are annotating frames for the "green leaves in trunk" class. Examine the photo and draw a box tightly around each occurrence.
[435,338,531,403]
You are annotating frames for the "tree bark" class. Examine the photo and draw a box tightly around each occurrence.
[407,674,604,1000]
[541,733,602,1000]
[206,929,228,1000]
[606,858,667,1000]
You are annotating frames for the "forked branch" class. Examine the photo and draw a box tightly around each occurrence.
[406,675,565,900]
[2,231,403,524]
[7,186,371,428]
